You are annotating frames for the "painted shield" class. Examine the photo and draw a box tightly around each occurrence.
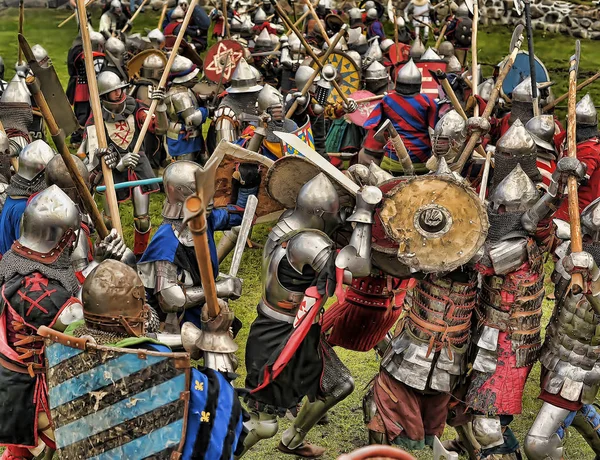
[388,43,411,65]
[378,175,488,273]
[500,51,550,100]
[346,89,379,127]
[203,40,246,83]
[394,59,447,98]
[213,142,283,223]
[127,49,168,81]
[282,115,315,155]
[308,51,361,105]
[265,155,355,209]
[43,332,190,459]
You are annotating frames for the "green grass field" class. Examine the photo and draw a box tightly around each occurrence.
[2,6,600,458]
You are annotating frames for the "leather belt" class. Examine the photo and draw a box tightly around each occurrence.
[258,300,296,324]
[0,355,45,377]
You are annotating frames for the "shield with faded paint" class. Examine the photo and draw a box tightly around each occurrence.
[42,332,190,460]
[346,89,379,127]
[388,43,411,65]
[395,59,447,98]
[203,40,246,84]
[500,51,550,100]
[213,142,283,223]
[282,115,315,155]
[308,51,361,105]
[378,175,488,273]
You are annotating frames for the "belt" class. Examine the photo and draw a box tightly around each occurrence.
[258,300,296,324]
[0,355,45,377]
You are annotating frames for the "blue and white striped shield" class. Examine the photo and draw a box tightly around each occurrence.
[44,336,190,460]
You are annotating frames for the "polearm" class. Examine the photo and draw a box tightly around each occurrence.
[304,0,331,46]
[18,0,24,63]
[523,0,539,116]
[567,40,584,293]
[26,75,110,239]
[434,17,450,49]
[543,71,600,112]
[58,0,95,28]
[223,0,230,39]
[471,0,479,116]
[77,0,123,235]
[451,24,524,173]
[121,0,150,33]
[271,0,351,105]
[286,24,348,118]
[158,1,168,29]
[131,0,199,157]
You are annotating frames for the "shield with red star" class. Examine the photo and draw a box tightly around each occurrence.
[346,89,379,127]
[394,59,447,98]
[203,40,245,83]
[308,51,361,105]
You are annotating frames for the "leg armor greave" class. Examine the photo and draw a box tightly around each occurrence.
[133,187,151,256]
[524,403,571,460]
[236,411,279,458]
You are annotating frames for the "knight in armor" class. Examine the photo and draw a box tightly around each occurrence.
[66,30,106,146]
[240,173,360,458]
[137,160,252,337]
[404,0,431,40]
[164,55,210,164]
[363,59,438,174]
[364,61,391,95]
[525,114,559,190]
[0,65,34,157]
[103,36,128,79]
[365,7,386,40]
[444,1,472,66]
[0,186,128,460]
[251,28,280,87]
[0,131,11,213]
[163,0,211,50]
[279,34,306,96]
[99,0,128,36]
[78,71,166,257]
[0,140,56,255]
[459,121,584,459]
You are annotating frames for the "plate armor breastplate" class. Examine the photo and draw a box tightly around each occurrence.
[539,276,600,404]
[382,271,477,393]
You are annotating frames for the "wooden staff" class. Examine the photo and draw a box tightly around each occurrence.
[76,0,122,235]
[286,25,348,118]
[158,1,168,30]
[183,170,220,318]
[567,41,584,293]
[271,0,350,105]
[471,0,479,117]
[304,0,331,46]
[131,0,199,157]
[26,76,109,239]
[434,19,449,49]
[121,0,150,33]
[58,0,95,28]
[451,24,524,173]
[543,71,600,113]
[222,0,230,39]
[18,0,24,63]
[354,94,385,104]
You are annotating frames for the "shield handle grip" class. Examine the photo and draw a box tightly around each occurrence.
[38,326,90,350]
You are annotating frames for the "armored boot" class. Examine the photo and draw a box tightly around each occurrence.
[235,411,279,458]
[217,226,240,263]
[279,378,354,457]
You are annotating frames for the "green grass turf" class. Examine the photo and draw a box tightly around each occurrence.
[1,6,599,458]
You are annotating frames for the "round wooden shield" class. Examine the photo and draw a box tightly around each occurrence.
[265,155,355,209]
[500,51,550,101]
[308,51,361,106]
[325,14,345,33]
[378,175,488,273]
[346,89,379,127]
[388,43,411,65]
[203,40,246,83]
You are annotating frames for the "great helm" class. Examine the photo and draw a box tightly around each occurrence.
[295,173,341,233]
[488,164,539,212]
[170,55,200,84]
[45,154,90,206]
[82,259,149,337]
[576,93,597,125]
[254,6,267,24]
[17,185,81,256]
[18,139,56,181]
[0,74,31,104]
[141,53,165,80]
[257,84,284,113]
[162,160,201,219]
[432,110,467,158]
[226,59,263,94]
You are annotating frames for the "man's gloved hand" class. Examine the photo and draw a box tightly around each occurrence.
[291,91,307,108]
[94,228,127,262]
[466,116,491,135]
[316,253,337,298]
[343,98,358,113]
[563,251,594,280]
[149,86,166,103]
[95,146,119,170]
[216,276,243,300]
[557,156,586,181]
[116,151,141,172]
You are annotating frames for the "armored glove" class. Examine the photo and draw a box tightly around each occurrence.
[343,98,358,113]
[94,228,127,262]
[467,116,491,135]
[563,251,595,279]
[95,146,119,169]
[291,91,307,108]
[116,151,141,172]
[149,86,166,103]
[556,156,586,181]
[216,276,243,300]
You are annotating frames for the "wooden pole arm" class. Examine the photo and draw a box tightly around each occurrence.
[121,0,150,33]
[543,71,600,113]
[304,0,331,46]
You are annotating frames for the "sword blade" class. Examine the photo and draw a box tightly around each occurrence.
[274,131,359,196]
[228,194,258,278]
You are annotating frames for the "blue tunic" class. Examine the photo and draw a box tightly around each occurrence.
[0,197,27,255]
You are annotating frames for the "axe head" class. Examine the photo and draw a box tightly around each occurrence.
[374,119,396,143]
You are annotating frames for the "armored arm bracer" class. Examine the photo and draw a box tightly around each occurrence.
[155,261,206,312]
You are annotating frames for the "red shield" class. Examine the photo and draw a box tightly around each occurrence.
[388,43,411,65]
[203,40,245,83]
[394,59,447,98]
[346,90,379,127]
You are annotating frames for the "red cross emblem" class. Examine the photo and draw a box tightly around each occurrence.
[113,120,132,146]
[24,273,49,292]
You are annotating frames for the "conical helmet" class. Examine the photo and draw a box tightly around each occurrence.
[396,59,421,86]
[446,55,462,73]
[363,38,383,68]
[410,37,425,59]
[512,76,534,103]
[365,61,388,81]
[0,73,30,104]
[254,7,267,24]
[226,59,263,93]
[456,1,470,17]
[576,93,597,125]
[254,28,273,49]
[493,119,540,187]
[488,164,539,212]
[496,119,535,156]
[420,47,441,61]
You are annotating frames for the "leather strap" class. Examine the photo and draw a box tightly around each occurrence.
[258,300,295,324]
